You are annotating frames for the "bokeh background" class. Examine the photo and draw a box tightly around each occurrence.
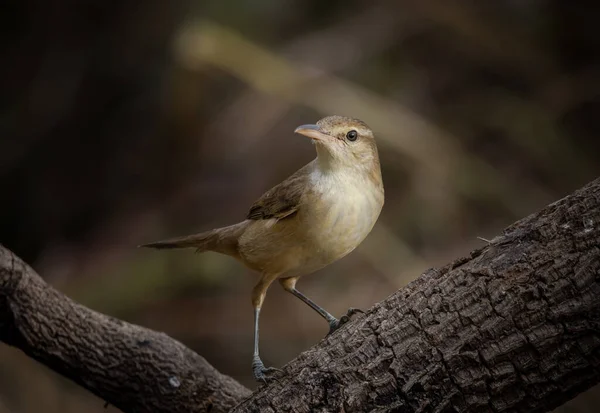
[2,0,600,412]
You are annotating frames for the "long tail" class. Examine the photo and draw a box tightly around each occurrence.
[139,222,247,257]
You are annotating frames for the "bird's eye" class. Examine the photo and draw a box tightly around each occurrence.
[346,130,358,141]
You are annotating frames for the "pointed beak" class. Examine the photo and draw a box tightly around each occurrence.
[294,124,330,141]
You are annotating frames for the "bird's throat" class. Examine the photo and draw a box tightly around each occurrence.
[314,143,336,171]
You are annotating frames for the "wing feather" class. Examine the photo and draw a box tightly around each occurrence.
[246,164,311,221]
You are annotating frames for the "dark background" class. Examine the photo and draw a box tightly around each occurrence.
[1,1,599,411]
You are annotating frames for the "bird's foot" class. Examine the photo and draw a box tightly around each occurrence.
[327,307,364,336]
[252,356,282,384]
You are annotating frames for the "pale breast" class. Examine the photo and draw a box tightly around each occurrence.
[237,166,383,277]
[302,168,384,265]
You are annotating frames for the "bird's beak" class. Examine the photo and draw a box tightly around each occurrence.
[294,124,330,141]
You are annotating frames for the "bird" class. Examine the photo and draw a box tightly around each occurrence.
[140,115,384,382]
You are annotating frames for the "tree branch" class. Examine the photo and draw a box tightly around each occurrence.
[1,177,599,413]
[232,177,600,412]
[0,247,251,413]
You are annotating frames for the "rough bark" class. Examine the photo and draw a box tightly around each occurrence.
[0,248,251,413]
[1,176,599,413]
[232,177,600,413]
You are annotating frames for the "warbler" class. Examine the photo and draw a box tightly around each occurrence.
[142,115,384,382]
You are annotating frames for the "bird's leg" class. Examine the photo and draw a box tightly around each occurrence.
[251,276,282,383]
[252,307,281,382]
[279,277,363,336]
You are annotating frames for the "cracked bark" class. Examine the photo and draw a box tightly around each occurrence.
[0,248,251,413]
[1,177,600,413]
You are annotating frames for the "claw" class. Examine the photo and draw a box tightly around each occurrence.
[327,307,364,335]
[252,356,282,383]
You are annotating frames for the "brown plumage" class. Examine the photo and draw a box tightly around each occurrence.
[141,115,384,382]
[246,165,308,220]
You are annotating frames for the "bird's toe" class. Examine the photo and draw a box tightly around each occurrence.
[252,357,282,383]
[327,307,364,335]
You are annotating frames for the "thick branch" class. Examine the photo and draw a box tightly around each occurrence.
[232,177,600,412]
[1,177,599,413]
[0,248,251,413]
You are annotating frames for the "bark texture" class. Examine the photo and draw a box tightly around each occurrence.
[0,247,251,413]
[1,177,599,413]
[232,177,600,412]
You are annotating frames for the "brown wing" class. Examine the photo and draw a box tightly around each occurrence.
[246,164,311,220]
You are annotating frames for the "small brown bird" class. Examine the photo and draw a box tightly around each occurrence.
[141,115,384,382]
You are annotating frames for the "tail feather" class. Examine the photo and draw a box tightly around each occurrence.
[139,222,247,257]
[139,231,217,250]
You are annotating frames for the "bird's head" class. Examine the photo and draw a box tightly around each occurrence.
[294,115,381,175]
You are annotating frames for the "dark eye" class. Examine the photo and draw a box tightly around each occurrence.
[346,130,358,141]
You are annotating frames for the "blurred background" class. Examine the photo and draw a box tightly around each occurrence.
[1,0,600,411]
